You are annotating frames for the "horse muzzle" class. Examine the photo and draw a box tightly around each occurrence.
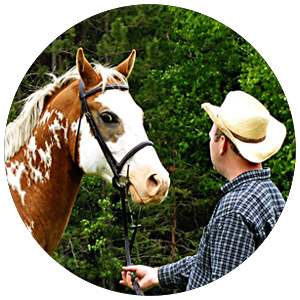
[128,169,170,205]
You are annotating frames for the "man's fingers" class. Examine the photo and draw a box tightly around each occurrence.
[122,265,139,272]
[120,271,134,290]
[120,265,158,292]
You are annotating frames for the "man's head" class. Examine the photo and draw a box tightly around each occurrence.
[209,124,260,179]
[202,91,286,163]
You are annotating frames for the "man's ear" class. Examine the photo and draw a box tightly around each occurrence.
[219,135,228,155]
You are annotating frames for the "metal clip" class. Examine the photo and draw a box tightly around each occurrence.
[112,164,130,191]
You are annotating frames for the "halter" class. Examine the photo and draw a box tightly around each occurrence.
[75,79,151,295]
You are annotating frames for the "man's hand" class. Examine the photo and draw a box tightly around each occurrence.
[119,265,159,292]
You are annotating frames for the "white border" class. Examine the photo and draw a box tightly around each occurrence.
[1,1,298,299]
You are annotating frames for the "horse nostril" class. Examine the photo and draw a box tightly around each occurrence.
[146,174,160,196]
[149,174,158,187]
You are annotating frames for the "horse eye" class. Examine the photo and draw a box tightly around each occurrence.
[101,112,115,123]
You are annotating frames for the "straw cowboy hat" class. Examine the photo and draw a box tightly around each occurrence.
[201,91,286,163]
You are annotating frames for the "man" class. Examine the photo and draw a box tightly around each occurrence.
[120,91,286,292]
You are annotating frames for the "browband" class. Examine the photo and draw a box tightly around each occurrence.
[79,81,129,100]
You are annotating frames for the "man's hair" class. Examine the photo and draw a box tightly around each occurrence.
[214,127,241,156]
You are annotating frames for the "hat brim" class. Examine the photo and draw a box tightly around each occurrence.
[202,103,286,163]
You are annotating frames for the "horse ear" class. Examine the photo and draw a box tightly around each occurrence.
[76,48,100,88]
[115,50,136,78]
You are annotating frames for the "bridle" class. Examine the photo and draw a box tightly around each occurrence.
[75,79,151,295]
[75,79,153,188]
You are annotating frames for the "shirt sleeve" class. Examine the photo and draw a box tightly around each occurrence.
[209,212,256,281]
[158,255,197,290]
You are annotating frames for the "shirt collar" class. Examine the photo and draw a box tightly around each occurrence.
[221,167,271,195]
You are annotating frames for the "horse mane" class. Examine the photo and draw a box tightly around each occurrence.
[5,63,127,161]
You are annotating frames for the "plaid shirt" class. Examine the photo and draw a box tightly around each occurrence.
[158,168,285,291]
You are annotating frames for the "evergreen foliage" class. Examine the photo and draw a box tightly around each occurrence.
[8,5,295,295]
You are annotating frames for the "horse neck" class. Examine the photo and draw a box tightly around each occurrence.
[6,89,83,255]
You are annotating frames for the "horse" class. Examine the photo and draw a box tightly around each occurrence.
[5,48,170,256]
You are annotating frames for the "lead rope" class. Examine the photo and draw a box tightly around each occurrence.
[119,165,144,295]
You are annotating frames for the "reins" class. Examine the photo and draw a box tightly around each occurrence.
[75,79,152,295]
[117,168,144,295]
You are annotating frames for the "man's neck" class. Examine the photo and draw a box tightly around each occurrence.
[223,157,262,181]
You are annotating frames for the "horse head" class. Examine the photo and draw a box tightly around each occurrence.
[74,48,170,205]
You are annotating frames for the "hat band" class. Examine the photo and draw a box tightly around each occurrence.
[229,130,266,144]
